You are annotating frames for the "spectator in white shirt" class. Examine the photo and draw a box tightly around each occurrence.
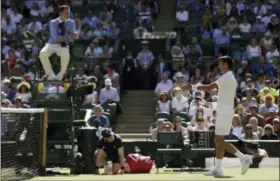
[254,3,267,16]
[7,8,23,24]
[246,38,262,59]
[171,87,189,113]
[27,19,43,34]
[176,6,189,22]
[1,16,16,35]
[154,71,173,97]
[239,17,251,33]
[47,83,65,94]
[265,44,279,64]
[40,1,54,18]
[30,3,40,17]
[231,114,243,138]
[156,91,171,113]
[241,124,259,140]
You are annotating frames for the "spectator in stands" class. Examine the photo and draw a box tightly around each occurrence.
[252,16,267,33]
[264,107,279,125]
[154,71,173,97]
[104,65,120,90]
[122,50,137,90]
[80,24,94,40]
[83,10,100,28]
[273,118,280,137]
[171,87,189,114]
[231,114,243,138]
[83,83,98,105]
[259,79,277,98]
[185,37,203,55]
[156,91,170,113]
[249,117,264,138]
[190,67,204,84]
[226,17,239,33]
[259,95,278,117]
[176,5,188,23]
[253,1,267,16]
[260,32,274,52]
[14,96,29,108]
[47,83,65,94]
[247,38,262,59]
[138,5,152,23]
[261,124,279,140]
[136,41,155,89]
[241,88,258,111]
[173,116,188,138]
[164,121,173,132]
[191,116,207,131]
[244,105,265,127]
[133,22,148,38]
[190,106,208,127]
[225,128,239,140]
[241,124,259,140]
[99,78,120,104]
[15,81,31,103]
[239,17,251,34]
[93,23,106,39]
[151,119,165,140]
[214,27,230,56]
[1,16,17,35]
[2,79,15,101]
[88,105,109,128]
[265,44,279,64]
[27,18,43,34]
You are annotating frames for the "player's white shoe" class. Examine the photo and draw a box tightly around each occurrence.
[204,167,223,177]
[240,154,253,175]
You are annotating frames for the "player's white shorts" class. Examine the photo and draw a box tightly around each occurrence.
[215,112,233,136]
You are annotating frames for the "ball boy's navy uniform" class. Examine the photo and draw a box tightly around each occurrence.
[97,134,123,163]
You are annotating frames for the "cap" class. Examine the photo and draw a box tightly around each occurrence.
[1,99,12,106]
[175,72,184,77]
[3,79,10,84]
[273,118,280,123]
[101,129,113,138]
[159,91,168,95]
[265,79,272,84]
[105,78,112,86]
[256,16,261,19]
[268,107,277,113]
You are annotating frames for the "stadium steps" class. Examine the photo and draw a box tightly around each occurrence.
[155,0,177,31]
[115,91,155,134]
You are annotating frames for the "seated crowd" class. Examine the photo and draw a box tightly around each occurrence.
[151,0,280,141]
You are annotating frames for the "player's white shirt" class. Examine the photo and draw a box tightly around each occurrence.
[215,71,237,113]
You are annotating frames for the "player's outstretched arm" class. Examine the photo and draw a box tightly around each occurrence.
[196,82,218,92]
[118,146,125,173]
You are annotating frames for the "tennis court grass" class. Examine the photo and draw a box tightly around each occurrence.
[29,168,279,180]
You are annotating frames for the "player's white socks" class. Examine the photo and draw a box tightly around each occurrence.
[215,159,223,172]
[234,150,245,160]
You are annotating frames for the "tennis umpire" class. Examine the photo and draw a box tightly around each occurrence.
[96,129,125,174]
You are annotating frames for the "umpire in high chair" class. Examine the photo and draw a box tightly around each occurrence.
[39,5,78,80]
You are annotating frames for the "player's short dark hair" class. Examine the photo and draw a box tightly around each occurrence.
[219,56,234,70]
[59,5,70,12]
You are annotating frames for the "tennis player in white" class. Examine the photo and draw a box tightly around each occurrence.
[190,56,253,177]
